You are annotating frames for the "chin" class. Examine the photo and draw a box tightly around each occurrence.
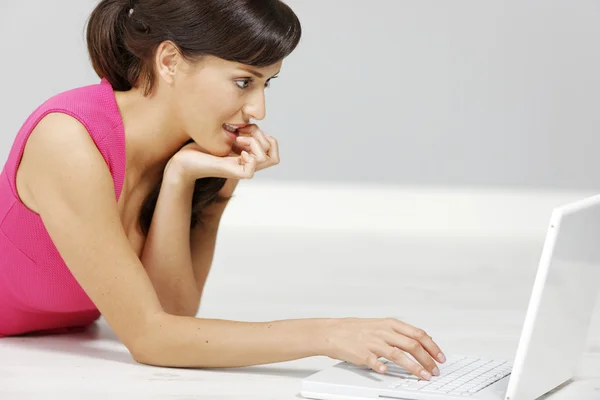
[187,136,232,157]
[214,148,232,157]
[210,141,234,157]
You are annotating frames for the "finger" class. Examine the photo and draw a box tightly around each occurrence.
[231,140,244,155]
[237,124,271,158]
[264,135,280,165]
[242,150,256,168]
[234,136,252,154]
[233,150,256,179]
[380,330,439,377]
[237,124,270,150]
[237,136,267,163]
[364,352,387,374]
[391,320,446,364]
[371,342,430,380]
[243,125,271,153]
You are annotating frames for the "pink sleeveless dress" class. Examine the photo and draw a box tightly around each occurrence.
[0,78,126,337]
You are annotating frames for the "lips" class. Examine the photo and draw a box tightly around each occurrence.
[223,123,238,133]
[222,125,240,142]
[223,122,251,131]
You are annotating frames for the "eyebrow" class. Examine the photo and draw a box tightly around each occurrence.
[239,67,280,79]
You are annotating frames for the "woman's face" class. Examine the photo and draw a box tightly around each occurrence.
[171,54,282,157]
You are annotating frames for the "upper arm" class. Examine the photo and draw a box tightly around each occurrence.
[22,113,165,356]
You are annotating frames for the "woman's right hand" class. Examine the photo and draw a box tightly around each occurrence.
[166,126,279,183]
[166,140,258,183]
[320,318,446,380]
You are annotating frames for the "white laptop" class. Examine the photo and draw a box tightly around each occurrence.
[300,194,600,400]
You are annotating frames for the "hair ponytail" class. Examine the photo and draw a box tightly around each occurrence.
[86,0,136,91]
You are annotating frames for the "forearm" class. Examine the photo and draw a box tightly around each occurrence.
[189,178,238,299]
[135,314,329,368]
[140,169,198,316]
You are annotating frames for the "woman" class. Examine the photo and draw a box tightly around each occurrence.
[0,0,445,381]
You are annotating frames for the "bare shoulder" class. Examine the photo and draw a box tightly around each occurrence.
[26,112,97,156]
[17,112,111,214]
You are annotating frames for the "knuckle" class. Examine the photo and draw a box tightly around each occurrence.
[389,347,404,361]
[406,339,421,352]
[384,318,397,327]
[411,365,424,376]
[365,353,378,367]
[424,358,436,370]
[414,329,428,340]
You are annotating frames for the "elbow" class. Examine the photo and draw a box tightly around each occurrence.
[130,345,157,366]
[127,330,161,366]
[126,313,172,366]
[126,307,196,366]
[131,346,170,367]
[124,295,200,365]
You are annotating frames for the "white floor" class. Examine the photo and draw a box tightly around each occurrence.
[1,183,599,399]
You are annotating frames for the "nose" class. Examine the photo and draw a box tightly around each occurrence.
[243,90,266,121]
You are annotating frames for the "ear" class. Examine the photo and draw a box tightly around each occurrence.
[155,40,180,86]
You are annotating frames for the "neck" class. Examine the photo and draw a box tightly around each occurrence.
[113,85,188,183]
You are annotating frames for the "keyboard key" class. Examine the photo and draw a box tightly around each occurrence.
[410,357,512,395]
[386,356,511,396]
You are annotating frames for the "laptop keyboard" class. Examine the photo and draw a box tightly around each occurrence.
[385,356,512,397]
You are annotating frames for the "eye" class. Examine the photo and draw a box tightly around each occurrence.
[235,79,251,89]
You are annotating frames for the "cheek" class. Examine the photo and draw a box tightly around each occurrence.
[176,86,209,124]
[211,89,242,119]
[177,78,243,127]
[207,80,244,114]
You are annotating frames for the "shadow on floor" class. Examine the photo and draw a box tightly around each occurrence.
[2,321,136,365]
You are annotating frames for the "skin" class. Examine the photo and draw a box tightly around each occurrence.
[13,40,446,379]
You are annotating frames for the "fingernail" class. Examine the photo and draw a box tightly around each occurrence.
[432,367,440,376]
[438,353,446,363]
[379,365,386,373]
[420,370,432,380]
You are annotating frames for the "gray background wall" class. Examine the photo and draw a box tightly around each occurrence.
[1,0,599,190]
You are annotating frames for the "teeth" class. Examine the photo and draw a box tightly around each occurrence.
[223,124,237,133]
